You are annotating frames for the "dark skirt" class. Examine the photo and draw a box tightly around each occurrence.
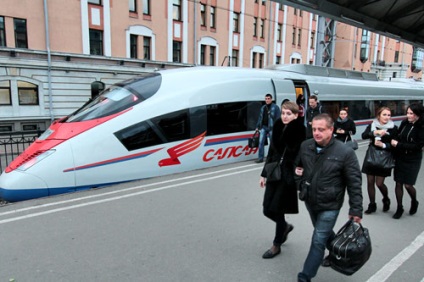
[361,161,392,177]
[394,155,422,185]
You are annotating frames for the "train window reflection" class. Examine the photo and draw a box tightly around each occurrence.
[114,121,162,151]
[67,87,139,122]
[206,102,249,136]
[152,110,190,142]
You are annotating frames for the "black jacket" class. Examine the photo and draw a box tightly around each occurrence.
[295,137,363,217]
[334,118,356,142]
[261,117,306,213]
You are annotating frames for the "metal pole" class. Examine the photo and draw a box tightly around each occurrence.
[43,0,54,123]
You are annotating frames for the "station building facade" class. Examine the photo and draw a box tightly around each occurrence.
[0,0,422,131]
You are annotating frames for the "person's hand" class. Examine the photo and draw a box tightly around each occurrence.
[295,167,304,176]
[350,216,362,223]
[391,140,398,147]
[259,177,266,188]
[374,139,384,148]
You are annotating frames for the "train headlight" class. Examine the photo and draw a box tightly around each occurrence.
[17,150,56,171]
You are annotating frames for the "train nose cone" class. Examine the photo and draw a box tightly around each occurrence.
[0,171,49,202]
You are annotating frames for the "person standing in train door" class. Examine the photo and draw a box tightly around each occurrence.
[305,95,323,139]
[255,93,281,163]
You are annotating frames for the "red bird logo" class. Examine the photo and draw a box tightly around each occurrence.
[158,132,206,167]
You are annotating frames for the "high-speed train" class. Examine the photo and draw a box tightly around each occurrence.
[1,65,423,202]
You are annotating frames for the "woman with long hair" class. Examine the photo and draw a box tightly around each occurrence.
[361,106,398,214]
[259,101,306,259]
[390,103,424,219]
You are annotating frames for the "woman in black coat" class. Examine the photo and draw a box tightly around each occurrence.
[259,101,306,259]
[362,106,398,214]
[334,108,356,142]
[391,103,424,219]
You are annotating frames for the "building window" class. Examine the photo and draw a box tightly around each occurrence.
[294,8,297,15]
[88,0,102,5]
[260,19,265,38]
[143,0,151,15]
[0,80,11,105]
[200,44,206,65]
[279,4,284,11]
[129,0,136,12]
[310,31,315,48]
[292,27,296,45]
[173,0,181,21]
[259,53,264,68]
[210,46,216,66]
[277,23,282,41]
[14,18,28,48]
[276,55,281,64]
[173,41,182,62]
[18,81,38,105]
[232,49,239,66]
[210,6,216,28]
[200,4,206,26]
[392,72,397,78]
[262,0,266,5]
[297,29,302,47]
[0,17,5,47]
[89,29,103,55]
[130,34,138,58]
[252,52,257,68]
[233,13,240,33]
[91,81,105,99]
[394,50,399,63]
[143,36,151,59]
[253,17,258,37]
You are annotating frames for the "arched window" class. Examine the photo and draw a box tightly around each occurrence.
[91,81,105,99]
[18,81,38,105]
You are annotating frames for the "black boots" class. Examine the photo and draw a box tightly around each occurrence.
[364,203,377,214]
[382,197,391,212]
[410,200,419,215]
[393,206,404,219]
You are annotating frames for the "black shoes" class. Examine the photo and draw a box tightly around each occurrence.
[281,224,294,244]
[262,247,281,259]
[364,203,377,214]
[321,255,331,267]
[410,200,419,215]
[393,206,404,219]
[382,197,391,212]
[255,159,263,163]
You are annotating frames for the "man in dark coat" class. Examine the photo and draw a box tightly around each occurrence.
[295,113,363,282]
[305,95,323,139]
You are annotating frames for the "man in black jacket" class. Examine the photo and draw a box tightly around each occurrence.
[295,113,363,282]
[305,95,323,139]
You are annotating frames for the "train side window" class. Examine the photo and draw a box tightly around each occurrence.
[151,110,190,142]
[114,121,162,151]
[206,102,249,136]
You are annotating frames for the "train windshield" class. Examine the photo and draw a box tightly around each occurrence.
[66,73,161,122]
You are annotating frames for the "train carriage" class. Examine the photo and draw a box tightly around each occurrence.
[1,65,423,202]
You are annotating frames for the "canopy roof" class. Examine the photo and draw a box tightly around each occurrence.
[273,0,424,49]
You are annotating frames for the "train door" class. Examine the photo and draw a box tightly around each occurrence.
[292,80,311,125]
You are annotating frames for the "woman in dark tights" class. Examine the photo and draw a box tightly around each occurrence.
[391,103,424,219]
[361,107,398,214]
[259,101,305,259]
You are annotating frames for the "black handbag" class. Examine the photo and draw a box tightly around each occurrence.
[327,219,372,276]
[344,132,358,150]
[248,131,260,148]
[264,148,286,182]
[364,145,395,169]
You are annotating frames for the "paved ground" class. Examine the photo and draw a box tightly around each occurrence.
[0,142,423,282]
